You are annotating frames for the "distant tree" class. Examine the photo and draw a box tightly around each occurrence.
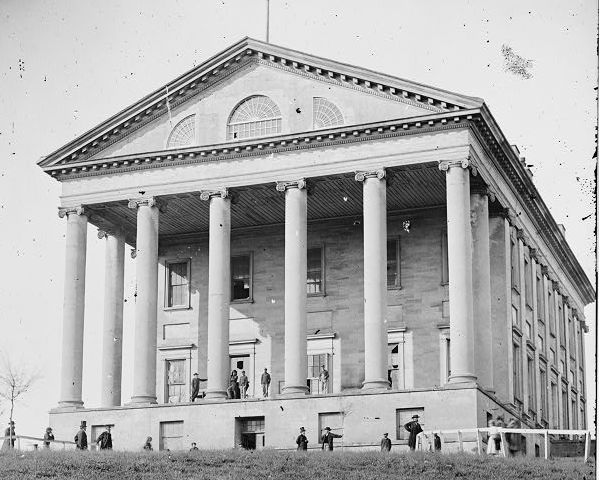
[0,357,40,448]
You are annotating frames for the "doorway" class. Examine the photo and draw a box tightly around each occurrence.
[236,417,265,450]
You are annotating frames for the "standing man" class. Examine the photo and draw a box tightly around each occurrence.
[75,421,88,450]
[380,432,391,452]
[43,427,54,449]
[404,414,423,451]
[321,427,342,451]
[261,368,271,398]
[296,427,308,451]
[191,373,200,402]
[318,365,329,394]
[96,425,113,450]
[2,421,15,450]
[239,370,249,399]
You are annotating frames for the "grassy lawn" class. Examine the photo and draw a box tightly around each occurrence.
[0,449,594,480]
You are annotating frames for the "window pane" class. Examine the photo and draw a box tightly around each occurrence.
[232,255,251,300]
[167,262,188,307]
[307,247,322,294]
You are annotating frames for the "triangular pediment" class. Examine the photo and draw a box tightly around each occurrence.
[39,37,483,169]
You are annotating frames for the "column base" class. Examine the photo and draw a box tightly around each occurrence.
[281,384,310,396]
[204,389,228,400]
[56,400,84,410]
[361,379,390,391]
[128,395,157,405]
[448,373,478,384]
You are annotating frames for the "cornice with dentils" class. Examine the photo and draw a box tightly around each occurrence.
[38,37,483,169]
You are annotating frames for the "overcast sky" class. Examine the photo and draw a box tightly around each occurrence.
[0,0,596,439]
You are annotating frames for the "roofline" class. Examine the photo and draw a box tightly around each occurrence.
[39,37,483,168]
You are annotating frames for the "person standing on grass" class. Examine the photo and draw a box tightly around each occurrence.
[2,421,16,450]
[321,427,342,451]
[143,436,153,450]
[189,442,199,451]
[75,421,88,450]
[404,414,422,451]
[296,427,308,451]
[261,368,271,398]
[43,427,54,449]
[380,432,392,452]
[96,425,113,450]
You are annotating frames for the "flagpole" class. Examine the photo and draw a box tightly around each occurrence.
[266,0,270,43]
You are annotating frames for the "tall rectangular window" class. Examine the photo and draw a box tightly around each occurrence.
[387,238,401,288]
[558,302,566,345]
[559,347,566,375]
[568,315,575,356]
[165,359,186,404]
[536,274,544,321]
[307,353,329,394]
[540,367,548,421]
[165,260,190,308]
[571,398,577,429]
[577,324,584,362]
[307,247,324,295]
[561,388,569,428]
[513,337,522,403]
[512,305,520,328]
[527,355,536,413]
[551,381,559,427]
[231,254,252,301]
[524,257,532,306]
[510,237,520,290]
[548,289,555,335]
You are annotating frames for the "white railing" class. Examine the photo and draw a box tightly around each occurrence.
[0,435,77,451]
[416,427,594,462]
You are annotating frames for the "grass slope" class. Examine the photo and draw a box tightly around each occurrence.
[0,449,594,480]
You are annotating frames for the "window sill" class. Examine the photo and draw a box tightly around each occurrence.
[440,282,449,287]
[387,285,402,291]
[163,306,191,312]
[512,325,523,337]
[308,293,326,298]
[231,299,254,304]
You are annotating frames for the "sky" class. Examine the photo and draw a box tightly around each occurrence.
[0,0,596,440]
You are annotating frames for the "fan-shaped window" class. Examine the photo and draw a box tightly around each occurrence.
[313,98,344,129]
[167,115,196,149]
[227,96,282,140]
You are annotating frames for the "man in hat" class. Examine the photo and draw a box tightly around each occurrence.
[191,373,201,402]
[43,427,55,449]
[189,442,199,451]
[261,368,271,398]
[296,427,308,451]
[380,432,392,452]
[321,427,342,451]
[75,421,88,450]
[2,421,15,450]
[96,425,113,450]
[404,414,423,451]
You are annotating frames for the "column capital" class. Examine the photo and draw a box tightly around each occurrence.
[354,169,386,182]
[438,158,471,172]
[127,197,167,212]
[470,183,496,202]
[58,206,86,218]
[97,227,123,240]
[199,188,231,201]
[275,179,306,192]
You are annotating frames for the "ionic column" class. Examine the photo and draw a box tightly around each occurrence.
[355,169,389,390]
[277,180,309,395]
[201,189,231,399]
[57,206,88,408]
[98,229,125,407]
[439,159,477,383]
[128,197,163,404]
[470,185,494,391]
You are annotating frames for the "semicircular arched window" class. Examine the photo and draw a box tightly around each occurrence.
[313,97,344,129]
[227,95,282,140]
[167,115,196,149]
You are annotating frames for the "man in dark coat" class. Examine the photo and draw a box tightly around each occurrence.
[43,427,55,448]
[404,414,423,451]
[296,427,308,451]
[380,432,391,452]
[75,421,88,450]
[321,427,342,451]
[261,368,271,398]
[96,425,113,450]
[2,421,15,450]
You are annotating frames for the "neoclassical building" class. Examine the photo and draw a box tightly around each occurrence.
[40,38,593,451]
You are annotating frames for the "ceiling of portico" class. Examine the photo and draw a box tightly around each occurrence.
[86,163,448,246]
